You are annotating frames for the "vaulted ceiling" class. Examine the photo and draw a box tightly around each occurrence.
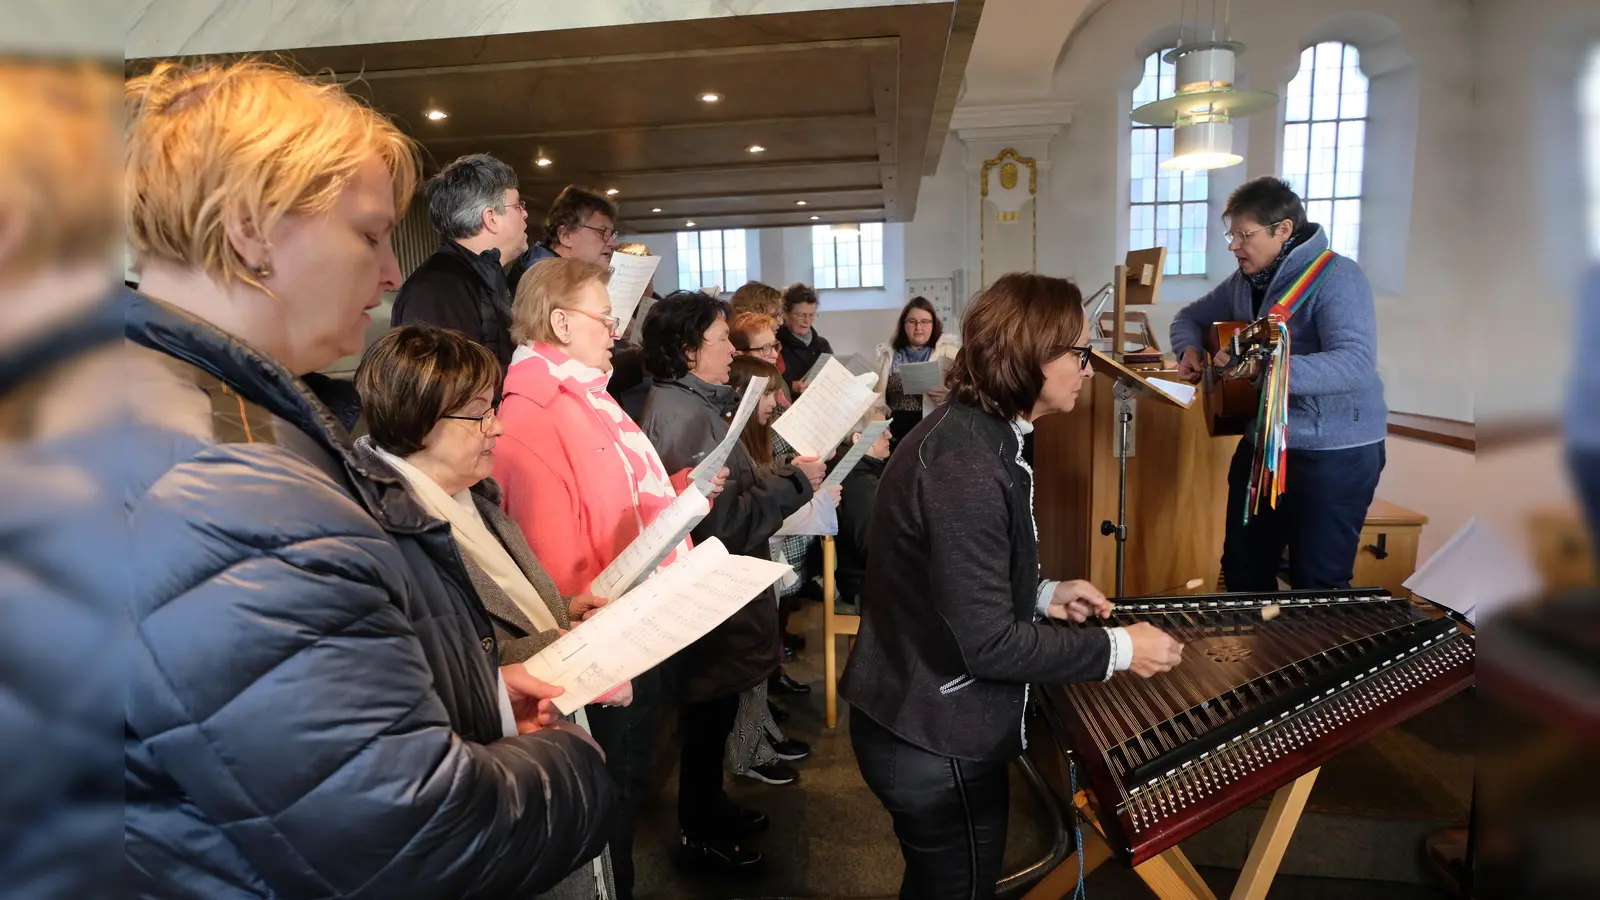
[129,2,982,234]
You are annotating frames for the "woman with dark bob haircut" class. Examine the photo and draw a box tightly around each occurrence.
[637,290,825,876]
[839,273,1185,899]
[353,324,630,900]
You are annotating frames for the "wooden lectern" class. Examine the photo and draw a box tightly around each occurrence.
[1033,249,1237,595]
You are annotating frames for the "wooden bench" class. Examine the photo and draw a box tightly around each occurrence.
[1353,499,1428,598]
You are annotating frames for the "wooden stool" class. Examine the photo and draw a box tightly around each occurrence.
[821,536,860,728]
[1353,499,1427,598]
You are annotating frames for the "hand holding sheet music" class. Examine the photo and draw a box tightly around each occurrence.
[523,539,792,713]
[773,358,880,458]
[589,483,710,600]
[820,419,890,491]
[607,253,661,334]
[687,375,767,492]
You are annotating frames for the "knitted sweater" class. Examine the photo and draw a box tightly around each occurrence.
[1169,225,1387,451]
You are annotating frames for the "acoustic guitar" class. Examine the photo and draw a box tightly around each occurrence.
[1202,315,1282,436]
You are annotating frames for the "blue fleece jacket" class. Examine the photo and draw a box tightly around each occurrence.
[1565,265,1600,448]
[1170,224,1387,451]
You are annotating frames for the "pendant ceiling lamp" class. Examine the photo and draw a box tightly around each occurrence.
[1131,2,1276,170]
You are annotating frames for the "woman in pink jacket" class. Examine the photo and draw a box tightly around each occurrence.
[495,256,716,900]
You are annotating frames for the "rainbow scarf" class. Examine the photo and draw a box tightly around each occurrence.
[1244,250,1337,522]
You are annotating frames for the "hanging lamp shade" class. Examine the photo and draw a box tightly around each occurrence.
[1132,41,1276,171]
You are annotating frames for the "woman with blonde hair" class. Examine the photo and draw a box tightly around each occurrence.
[121,60,612,898]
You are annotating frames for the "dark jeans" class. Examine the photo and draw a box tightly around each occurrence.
[677,692,741,840]
[850,709,1009,900]
[1222,439,1386,591]
[586,667,660,900]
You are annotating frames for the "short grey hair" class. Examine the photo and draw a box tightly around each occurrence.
[425,153,519,240]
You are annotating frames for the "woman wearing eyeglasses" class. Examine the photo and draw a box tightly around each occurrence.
[840,273,1184,900]
[876,295,960,450]
[492,256,711,900]
[1169,176,1387,593]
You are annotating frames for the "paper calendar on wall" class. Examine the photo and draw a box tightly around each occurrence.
[906,277,958,330]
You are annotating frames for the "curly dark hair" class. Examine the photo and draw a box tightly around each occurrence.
[641,290,732,380]
[781,282,819,312]
[891,295,943,352]
[542,184,618,247]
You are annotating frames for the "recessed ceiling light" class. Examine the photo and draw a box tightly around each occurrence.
[535,156,552,167]
[810,215,819,220]
[795,200,807,206]
[747,144,765,153]
[605,188,619,196]
[685,220,696,227]
[424,109,448,121]
[651,207,662,213]
[699,92,723,103]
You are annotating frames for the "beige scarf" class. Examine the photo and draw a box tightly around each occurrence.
[372,445,561,634]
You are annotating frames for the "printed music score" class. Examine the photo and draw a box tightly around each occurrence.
[688,374,768,492]
[523,538,792,713]
[774,358,880,457]
[820,419,890,491]
[588,483,710,600]
[896,358,947,395]
[606,253,661,334]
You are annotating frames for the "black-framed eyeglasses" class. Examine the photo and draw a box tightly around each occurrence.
[440,404,500,433]
[1068,345,1094,370]
[582,224,619,242]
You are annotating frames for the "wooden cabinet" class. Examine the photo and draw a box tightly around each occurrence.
[1352,499,1427,598]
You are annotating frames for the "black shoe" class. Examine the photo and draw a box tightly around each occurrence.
[769,672,811,695]
[783,631,807,651]
[767,699,789,724]
[740,761,798,785]
[772,737,811,761]
[676,833,763,875]
[724,805,770,837]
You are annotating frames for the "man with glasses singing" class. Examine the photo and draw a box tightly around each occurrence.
[508,185,621,294]
[391,153,530,370]
[1169,176,1387,592]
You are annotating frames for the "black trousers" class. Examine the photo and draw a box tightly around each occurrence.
[850,709,1009,900]
[586,667,660,900]
[1222,439,1386,591]
[888,408,923,452]
[677,692,741,840]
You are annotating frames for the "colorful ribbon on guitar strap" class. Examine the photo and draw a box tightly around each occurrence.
[1243,250,1337,523]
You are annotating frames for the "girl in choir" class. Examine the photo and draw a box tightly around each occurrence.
[876,295,959,450]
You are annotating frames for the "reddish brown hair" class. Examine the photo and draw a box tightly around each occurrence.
[945,273,1086,420]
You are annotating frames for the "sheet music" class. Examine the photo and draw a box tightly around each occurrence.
[820,419,890,491]
[589,483,710,600]
[897,358,947,395]
[1145,377,1196,407]
[607,253,661,334]
[687,375,767,492]
[799,352,834,387]
[523,539,792,713]
[775,490,839,537]
[1403,517,1541,625]
[773,358,881,458]
[837,353,876,377]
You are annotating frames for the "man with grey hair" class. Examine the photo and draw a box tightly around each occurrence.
[391,153,529,369]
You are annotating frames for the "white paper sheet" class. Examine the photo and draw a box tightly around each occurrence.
[523,539,792,713]
[799,352,834,387]
[820,419,891,491]
[1145,377,1197,407]
[1403,517,1542,625]
[773,358,881,458]
[897,358,947,395]
[607,254,662,334]
[588,483,710,600]
[687,375,768,492]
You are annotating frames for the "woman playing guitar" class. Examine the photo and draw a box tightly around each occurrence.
[1170,176,1387,591]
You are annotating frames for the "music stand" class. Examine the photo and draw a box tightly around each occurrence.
[1089,350,1192,598]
